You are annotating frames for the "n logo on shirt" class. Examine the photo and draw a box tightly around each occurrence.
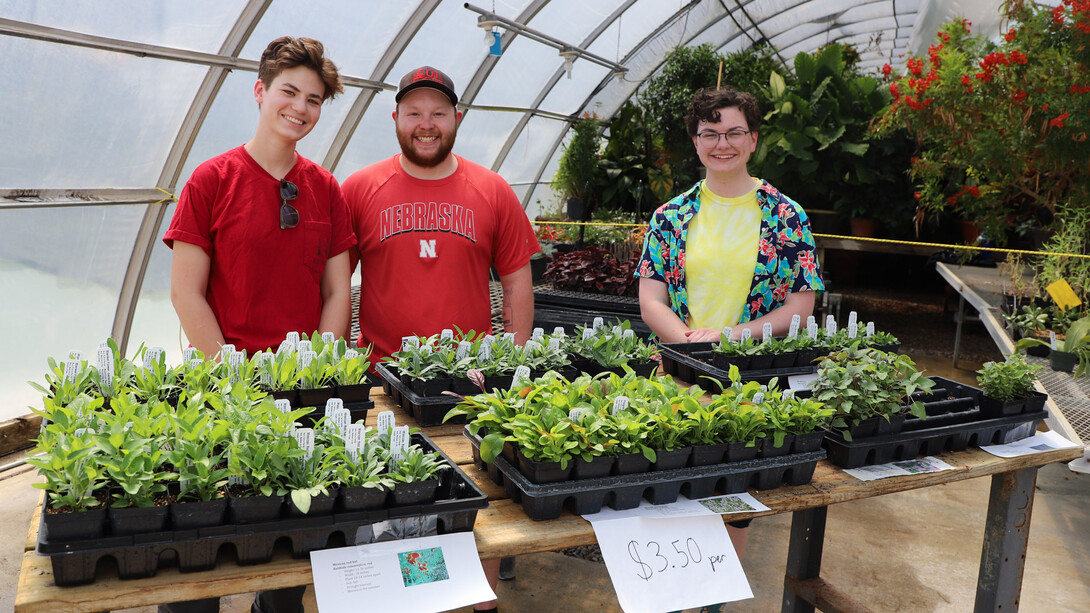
[419,239,437,258]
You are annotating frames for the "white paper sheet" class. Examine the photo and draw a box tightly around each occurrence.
[582,493,769,521]
[310,532,495,613]
[843,456,955,481]
[587,508,753,612]
[981,430,1080,458]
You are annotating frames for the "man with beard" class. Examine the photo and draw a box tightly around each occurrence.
[342,66,539,613]
[342,66,539,362]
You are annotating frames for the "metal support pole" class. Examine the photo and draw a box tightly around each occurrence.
[782,506,827,613]
[975,468,1038,612]
[953,294,966,368]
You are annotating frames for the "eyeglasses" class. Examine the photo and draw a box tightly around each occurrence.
[696,130,752,147]
[279,179,299,230]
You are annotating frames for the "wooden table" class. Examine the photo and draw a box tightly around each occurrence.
[15,388,1081,612]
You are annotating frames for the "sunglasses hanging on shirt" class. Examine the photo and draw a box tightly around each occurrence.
[280,179,300,229]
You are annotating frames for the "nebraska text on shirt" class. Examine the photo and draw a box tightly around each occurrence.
[379,201,477,243]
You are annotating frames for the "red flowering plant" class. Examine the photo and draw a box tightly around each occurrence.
[876,2,1090,245]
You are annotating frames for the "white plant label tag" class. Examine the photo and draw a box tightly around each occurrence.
[569,407,586,422]
[276,340,293,356]
[511,365,531,389]
[806,315,816,328]
[73,427,92,438]
[532,327,545,340]
[807,323,819,340]
[297,340,313,354]
[847,324,858,339]
[293,428,315,462]
[502,332,515,343]
[456,340,472,360]
[400,336,416,351]
[332,408,351,436]
[376,411,395,437]
[344,349,359,360]
[825,315,837,335]
[523,340,540,356]
[549,337,561,352]
[322,332,335,344]
[188,359,203,370]
[285,331,301,348]
[96,347,113,387]
[612,396,629,415]
[789,315,800,338]
[63,359,80,383]
[299,350,316,369]
[441,329,454,342]
[68,350,82,361]
[98,340,110,350]
[325,397,343,419]
[478,344,491,361]
[866,322,875,337]
[220,343,236,358]
[847,311,858,329]
[751,392,765,405]
[740,328,752,341]
[623,329,635,340]
[553,327,566,336]
[782,389,795,399]
[145,347,164,368]
[722,326,733,341]
[582,328,595,341]
[762,323,773,341]
[1049,330,1058,351]
[274,398,292,413]
[345,423,365,461]
[228,350,244,371]
[389,426,410,465]
[483,334,495,346]
[593,317,605,331]
[259,353,274,387]
[612,325,623,337]
[420,344,432,356]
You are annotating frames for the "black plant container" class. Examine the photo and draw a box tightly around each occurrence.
[411,377,452,397]
[651,447,691,471]
[757,435,795,458]
[725,441,758,462]
[227,492,284,524]
[336,377,374,403]
[749,354,775,370]
[875,414,906,435]
[772,353,797,368]
[517,451,573,484]
[391,479,440,506]
[286,488,337,517]
[450,377,482,395]
[1023,390,1048,413]
[339,485,388,511]
[1050,350,1078,373]
[109,504,169,536]
[169,495,227,530]
[712,353,749,371]
[270,388,299,407]
[484,375,513,392]
[571,455,614,479]
[42,505,107,542]
[978,395,1026,418]
[792,431,826,453]
[612,452,652,475]
[847,417,880,439]
[689,443,730,466]
[297,386,336,407]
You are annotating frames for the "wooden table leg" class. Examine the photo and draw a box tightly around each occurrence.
[782,506,826,613]
[975,467,1038,612]
[953,294,966,368]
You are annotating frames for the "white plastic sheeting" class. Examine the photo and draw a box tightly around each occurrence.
[0,0,1004,420]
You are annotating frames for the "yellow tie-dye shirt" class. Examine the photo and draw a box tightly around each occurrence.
[686,179,762,329]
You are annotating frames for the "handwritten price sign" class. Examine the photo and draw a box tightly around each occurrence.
[588,513,752,612]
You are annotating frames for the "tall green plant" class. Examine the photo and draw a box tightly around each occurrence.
[552,113,603,203]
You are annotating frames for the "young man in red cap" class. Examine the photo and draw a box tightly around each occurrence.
[342,65,540,613]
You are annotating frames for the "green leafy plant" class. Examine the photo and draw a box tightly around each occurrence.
[1015,313,1090,376]
[810,346,935,440]
[552,113,604,208]
[28,424,107,511]
[976,354,1042,401]
[389,445,448,483]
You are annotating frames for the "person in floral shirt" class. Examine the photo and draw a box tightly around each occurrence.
[637,87,824,346]
[637,87,824,568]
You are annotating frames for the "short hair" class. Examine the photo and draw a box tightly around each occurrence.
[258,36,344,102]
[684,87,762,136]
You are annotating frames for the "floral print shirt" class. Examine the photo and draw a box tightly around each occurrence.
[636,179,824,325]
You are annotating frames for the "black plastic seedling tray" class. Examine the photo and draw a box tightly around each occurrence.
[465,430,824,521]
[658,341,816,386]
[36,433,488,586]
[376,364,467,427]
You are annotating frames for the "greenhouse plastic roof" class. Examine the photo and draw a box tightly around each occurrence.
[0,0,1005,420]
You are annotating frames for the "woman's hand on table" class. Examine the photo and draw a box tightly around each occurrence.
[684,327,724,343]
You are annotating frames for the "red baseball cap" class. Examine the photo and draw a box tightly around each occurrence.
[395,66,458,106]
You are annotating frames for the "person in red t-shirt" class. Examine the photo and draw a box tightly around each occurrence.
[160,36,353,613]
[164,36,356,359]
[342,66,540,613]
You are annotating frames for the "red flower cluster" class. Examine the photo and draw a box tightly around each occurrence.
[1005,28,1017,41]
[947,185,982,205]
[1071,84,1090,94]
[882,63,893,79]
[906,57,925,77]
[1050,112,1071,128]
[1010,50,1028,64]
[1012,90,1027,101]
